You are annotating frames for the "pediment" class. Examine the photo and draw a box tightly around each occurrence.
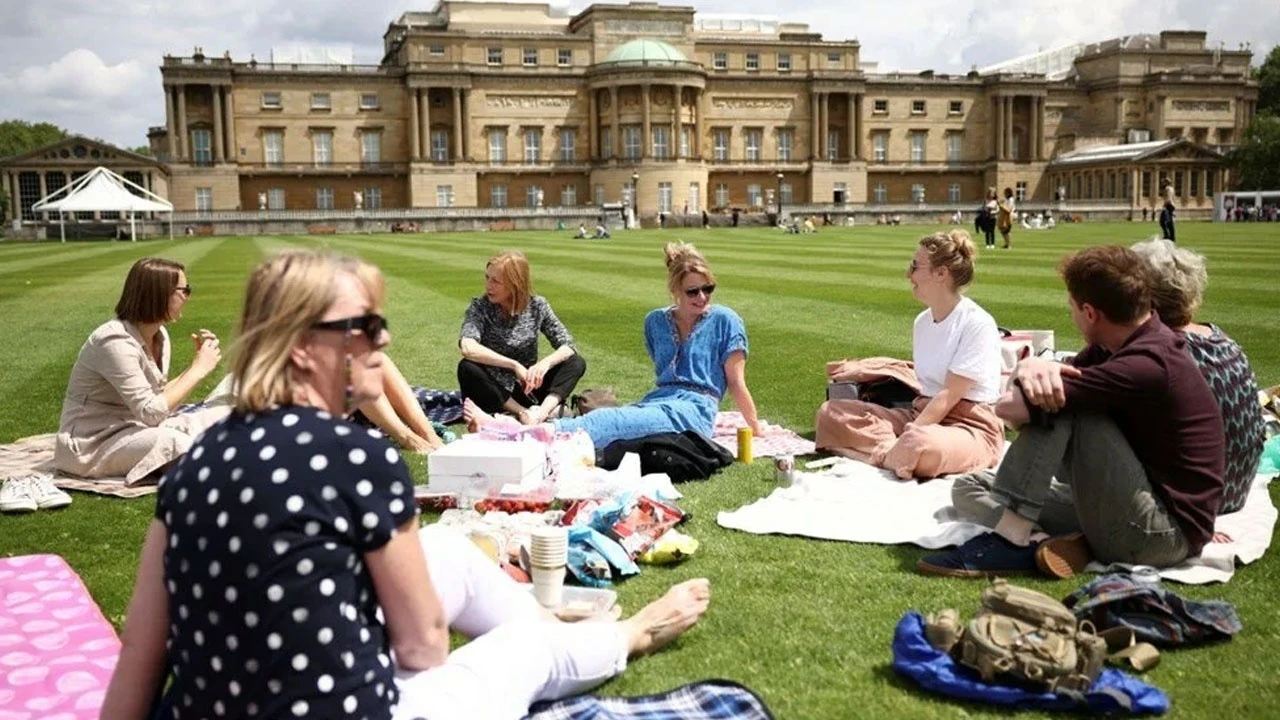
[1,136,164,169]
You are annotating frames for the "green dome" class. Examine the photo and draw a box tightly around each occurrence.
[602,39,688,66]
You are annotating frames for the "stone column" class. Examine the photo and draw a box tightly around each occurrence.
[610,86,620,159]
[696,87,708,159]
[176,84,188,162]
[1130,168,1139,211]
[819,93,830,159]
[672,84,682,159]
[587,88,597,161]
[992,96,1002,160]
[641,84,651,159]
[38,172,47,221]
[1004,96,1014,162]
[164,86,177,161]
[410,88,421,160]
[1030,97,1040,161]
[849,93,859,161]
[420,89,431,160]
[454,88,466,161]
[224,86,236,160]
[212,86,225,163]
[810,90,820,161]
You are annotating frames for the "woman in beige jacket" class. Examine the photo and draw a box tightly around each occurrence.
[54,257,229,483]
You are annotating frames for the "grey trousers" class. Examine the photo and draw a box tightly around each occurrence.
[951,412,1190,566]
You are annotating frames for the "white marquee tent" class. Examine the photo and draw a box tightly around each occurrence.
[32,166,173,242]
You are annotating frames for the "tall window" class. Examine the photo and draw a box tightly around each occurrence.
[559,129,575,161]
[713,129,729,161]
[561,184,577,206]
[1174,171,1184,197]
[658,182,673,213]
[522,48,538,67]
[744,129,761,161]
[827,130,839,161]
[652,126,669,159]
[594,184,605,207]
[191,129,212,165]
[312,130,333,167]
[680,125,692,158]
[778,129,793,161]
[431,129,449,162]
[490,184,507,208]
[872,183,887,204]
[688,183,699,211]
[557,49,573,67]
[780,182,793,204]
[872,132,887,162]
[194,187,212,213]
[264,130,284,167]
[488,129,506,162]
[360,93,380,110]
[316,187,334,210]
[747,184,762,207]
[600,127,613,160]
[948,183,961,203]
[437,185,454,207]
[715,183,729,207]
[910,132,925,164]
[713,52,727,70]
[1015,181,1027,202]
[1011,133,1021,161]
[487,47,502,65]
[524,128,542,163]
[947,132,963,162]
[746,53,759,71]
[1206,171,1215,196]
[363,187,382,209]
[1141,171,1151,198]
[623,126,641,160]
[911,184,926,203]
[360,132,381,164]
[777,53,791,71]
[526,185,543,208]
[267,188,285,210]
[833,181,847,204]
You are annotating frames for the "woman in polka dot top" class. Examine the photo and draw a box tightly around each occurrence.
[101,250,712,720]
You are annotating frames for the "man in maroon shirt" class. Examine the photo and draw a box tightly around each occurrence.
[920,246,1225,578]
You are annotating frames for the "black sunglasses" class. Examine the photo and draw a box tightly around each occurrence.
[175,285,193,297]
[312,313,388,338]
[682,284,716,299]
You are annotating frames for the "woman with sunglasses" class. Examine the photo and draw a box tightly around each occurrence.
[467,241,762,448]
[815,230,1004,479]
[54,257,229,483]
[458,249,586,425]
[101,249,712,720]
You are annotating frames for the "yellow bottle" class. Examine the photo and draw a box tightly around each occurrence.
[736,426,754,464]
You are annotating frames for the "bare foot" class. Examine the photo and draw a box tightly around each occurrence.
[623,578,711,657]
[397,433,437,454]
[462,398,496,433]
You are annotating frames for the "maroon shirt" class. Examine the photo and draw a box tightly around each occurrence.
[1064,316,1225,555]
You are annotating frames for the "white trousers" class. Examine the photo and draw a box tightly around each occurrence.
[392,526,630,720]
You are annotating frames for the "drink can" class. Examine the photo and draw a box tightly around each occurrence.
[736,426,753,464]
[1130,565,1160,584]
[774,453,795,486]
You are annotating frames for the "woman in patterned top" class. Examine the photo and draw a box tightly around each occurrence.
[101,250,712,720]
[458,250,586,425]
[1132,238,1264,513]
[467,242,762,449]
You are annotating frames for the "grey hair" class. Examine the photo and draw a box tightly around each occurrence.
[1130,237,1208,328]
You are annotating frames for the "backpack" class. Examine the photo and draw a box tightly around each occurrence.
[569,388,620,417]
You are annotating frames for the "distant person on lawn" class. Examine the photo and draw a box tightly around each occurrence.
[815,230,1003,479]
[926,246,1224,579]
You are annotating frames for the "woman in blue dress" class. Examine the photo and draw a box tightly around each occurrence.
[465,242,762,447]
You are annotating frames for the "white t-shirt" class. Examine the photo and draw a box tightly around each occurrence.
[912,296,1002,403]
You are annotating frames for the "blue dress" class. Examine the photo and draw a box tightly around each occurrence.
[554,305,748,448]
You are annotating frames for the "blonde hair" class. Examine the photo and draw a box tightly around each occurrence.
[986,186,997,200]
[487,250,532,316]
[231,250,385,413]
[1130,237,1207,328]
[663,241,715,297]
[919,230,978,289]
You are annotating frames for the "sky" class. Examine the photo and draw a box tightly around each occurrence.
[0,0,1276,149]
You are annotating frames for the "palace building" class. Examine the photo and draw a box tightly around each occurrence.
[8,1,1258,224]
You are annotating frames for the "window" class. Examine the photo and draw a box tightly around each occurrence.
[557,49,572,67]
[872,183,887,204]
[1011,133,1021,161]
[873,99,888,114]
[746,53,759,71]
[652,126,669,159]
[680,125,692,158]
[522,48,538,67]
[911,100,926,115]
[872,132,887,162]
[487,47,502,65]
[316,187,334,210]
[949,100,963,115]
[561,184,577,207]
[777,53,791,72]
[263,130,283,166]
[364,187,382,209]
[1085,174,1093,198]
[312,130,333,167]
[948,183,961,203]
[361,132,381,164]
[715,183,729,208]
[526,185,543,208]
[311,93,331,110]
[490,184,507,208]
[559,128,575,162]
[431,129,449,162]
[429,44,445,56]
[747,184,762,207]
[523,128,542,163]
[360,93,380,110]
[778,129,793,161]
[658,182,673,213]
[1141,171,1151,198]
[1205,171,1215,196]
[437,185,454,207]
[1174,171,1184,197]
[713,129,729,161]
[779,182,793,204]
[600,127,613,159]
[190,129,212,165]
[745,129,761,161]
[688,182,700,212]
[261,91,282,109]
[267,188,285,210]
[488,129,506,162]
[911,184,926,204]
[195,187,212,213]
[594,184,605,207]
[623,126,641,160]
[827,52,841,65]
[713,52,727,70]
[910,131,925,164]
[827,130,839,161]
[947,132,962,162]
[1188,170,1200,197]
[1015,181,1027,203]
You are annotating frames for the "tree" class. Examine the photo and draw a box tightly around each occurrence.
[1226,112,1280,190]
[130,145,154,157]
[1257,44,1280,115]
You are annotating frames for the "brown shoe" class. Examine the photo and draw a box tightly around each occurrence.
[1036,533,1093,579]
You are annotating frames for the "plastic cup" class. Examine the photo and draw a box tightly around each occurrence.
[530,526,569,566]
[530,565,566,608]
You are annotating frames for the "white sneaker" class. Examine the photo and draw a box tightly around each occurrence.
[26,474,72,510]
[0,476,38,513]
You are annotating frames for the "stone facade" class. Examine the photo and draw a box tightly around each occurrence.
[0,137,169,223]
[148,1,1257,218]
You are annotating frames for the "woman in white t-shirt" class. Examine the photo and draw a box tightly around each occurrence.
[815,230,1004,479]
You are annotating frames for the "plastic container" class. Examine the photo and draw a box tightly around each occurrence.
[521,584,618,622]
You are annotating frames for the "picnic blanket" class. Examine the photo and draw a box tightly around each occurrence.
[717,457,1277,584]
[0,554,121,719]
[712,412,816,459]
[0,434,156,498]
[526,679,774,720]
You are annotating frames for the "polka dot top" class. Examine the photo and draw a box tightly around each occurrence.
[154,405,416,720]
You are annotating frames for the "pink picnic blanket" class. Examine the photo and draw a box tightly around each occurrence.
[712,412,816,459]
[0,554,120,719]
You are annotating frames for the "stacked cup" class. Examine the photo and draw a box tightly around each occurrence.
[529,526,569,608]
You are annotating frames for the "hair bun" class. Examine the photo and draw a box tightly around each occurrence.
[664,241,701,269]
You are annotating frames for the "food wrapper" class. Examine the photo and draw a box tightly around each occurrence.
[605,495,686,557]
[569,526,638,578]
[637,529,699,565]
[565,545,613,588]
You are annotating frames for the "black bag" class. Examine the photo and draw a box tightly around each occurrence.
[827,378,918,409]
[596,430,735,482]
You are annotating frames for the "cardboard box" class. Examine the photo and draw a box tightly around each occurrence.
[427,438,546,495]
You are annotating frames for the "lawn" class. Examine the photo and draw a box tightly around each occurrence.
[1,221,1278,718]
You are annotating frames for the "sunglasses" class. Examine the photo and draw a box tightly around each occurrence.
[682,284,716,299]
[175,285,193,298]
[312,313,388,338]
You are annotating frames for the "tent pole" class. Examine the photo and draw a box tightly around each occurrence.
[130,211,137,242]
[168,213,173,240]
[60,212,65,243]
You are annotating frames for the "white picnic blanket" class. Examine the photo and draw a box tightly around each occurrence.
[716,457,1276,584]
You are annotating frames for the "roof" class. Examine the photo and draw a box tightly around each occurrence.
[32,167,172,213]
[0,135,165,169]
[1050,138,1223,167]
[602,39,688,66]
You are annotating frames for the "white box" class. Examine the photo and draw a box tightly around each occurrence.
[427,438,546,495]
